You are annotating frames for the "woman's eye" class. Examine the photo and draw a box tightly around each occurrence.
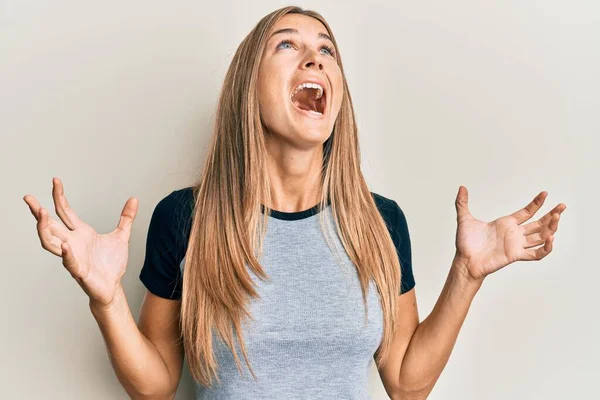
[277,40,293,50]
[320,45,336,58]
[275,40,335,58]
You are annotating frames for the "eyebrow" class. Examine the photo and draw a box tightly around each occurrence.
[269,28,334,44]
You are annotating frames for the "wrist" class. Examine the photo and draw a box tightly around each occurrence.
[89,284,126,316]
[452,254,485,289]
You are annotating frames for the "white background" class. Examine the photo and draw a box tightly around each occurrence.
[2,0,598,398]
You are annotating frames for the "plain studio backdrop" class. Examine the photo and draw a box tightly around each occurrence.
[1,1,598,399]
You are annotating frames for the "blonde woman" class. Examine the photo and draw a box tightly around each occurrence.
[23,6,566,400]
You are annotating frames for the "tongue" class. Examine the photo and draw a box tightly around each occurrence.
[292,88,320,112]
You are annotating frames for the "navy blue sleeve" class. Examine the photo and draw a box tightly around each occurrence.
[390,201,415,294]
[139,188,194,300]
[372,192,416,295]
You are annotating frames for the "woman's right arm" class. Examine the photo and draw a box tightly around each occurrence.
[90,286,183,399]
[24,177,183,399]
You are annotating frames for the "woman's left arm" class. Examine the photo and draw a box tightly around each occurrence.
[379,186,566,400]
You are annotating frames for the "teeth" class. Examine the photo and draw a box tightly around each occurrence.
[290,82,324,100]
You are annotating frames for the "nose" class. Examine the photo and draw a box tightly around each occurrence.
[302,51,324,71]
[304,60,324,70]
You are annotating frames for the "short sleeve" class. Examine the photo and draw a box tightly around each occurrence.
[139,188,194,300]
[390,201,416,294]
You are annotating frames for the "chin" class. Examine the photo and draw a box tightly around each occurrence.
[291,126,332,146]
[264,109,333,147]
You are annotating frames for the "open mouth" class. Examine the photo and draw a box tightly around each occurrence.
[290,82,326,116]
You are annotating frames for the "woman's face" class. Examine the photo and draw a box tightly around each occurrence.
[257,14,343,148]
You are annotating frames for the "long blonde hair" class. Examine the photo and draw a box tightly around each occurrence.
[181,5,402,387]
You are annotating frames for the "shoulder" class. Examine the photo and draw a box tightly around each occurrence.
[371,191,415,293]
[150,186,195,236]
[139,186,195,299]
[156,185,195,244]
[155,186,195,218]
[371,191,398,214]
[370,191,408,233]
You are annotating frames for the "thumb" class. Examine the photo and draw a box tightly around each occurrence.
[113,197,139,242]
[61,241,81,279]
[455,185,471,222]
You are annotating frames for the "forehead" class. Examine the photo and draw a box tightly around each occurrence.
[269,13,329,37]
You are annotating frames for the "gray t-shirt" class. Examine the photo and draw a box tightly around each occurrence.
[140,187,415,399]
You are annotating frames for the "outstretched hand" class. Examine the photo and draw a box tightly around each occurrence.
[23,177,139,307]
[453,186,566,281]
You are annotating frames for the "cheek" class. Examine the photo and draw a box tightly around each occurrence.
[332,73,344,111]
[259,89,283,123]
[258,68,286,116]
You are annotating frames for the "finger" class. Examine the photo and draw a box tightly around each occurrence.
[60,242,83,279]
[455,186,470,222]
[524,214,560,248]
[537,204,567,227]
[549,211,560,232]
[24,194,70,240]
[52,177,83,230]
[23,194,42,219]
[522,234,554,261]
[112,197,139,242]
[511,191,547,225]
[524,232,544,248]
[522,203,566,235]
[37,208,65,256]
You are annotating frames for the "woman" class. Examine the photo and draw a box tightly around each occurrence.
[23,6,565,400]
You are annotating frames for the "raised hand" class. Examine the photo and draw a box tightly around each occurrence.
[453,186,566,281]
[23,177,139,308]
